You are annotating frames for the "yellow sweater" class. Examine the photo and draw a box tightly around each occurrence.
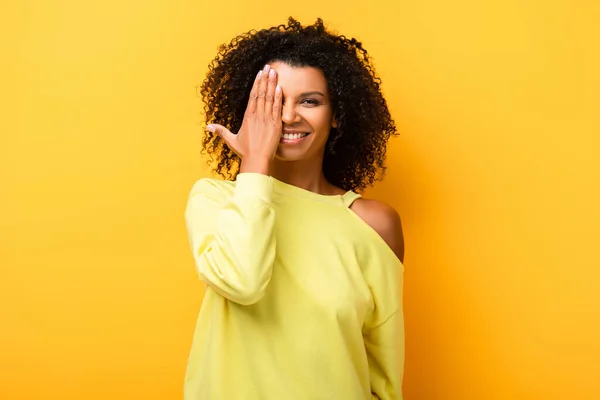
[184,173,404,399]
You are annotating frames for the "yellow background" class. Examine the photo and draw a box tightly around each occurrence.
[2,0,599,399]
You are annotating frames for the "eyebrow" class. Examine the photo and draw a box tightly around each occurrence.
[299,91,326,97]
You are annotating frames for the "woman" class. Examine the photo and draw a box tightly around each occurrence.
[185,17,405,399]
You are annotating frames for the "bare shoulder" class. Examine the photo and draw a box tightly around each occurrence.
[350,197,405,263]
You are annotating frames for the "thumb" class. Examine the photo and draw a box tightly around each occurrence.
[206,124,240,155]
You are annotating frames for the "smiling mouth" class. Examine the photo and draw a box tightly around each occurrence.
[280,132,310,143]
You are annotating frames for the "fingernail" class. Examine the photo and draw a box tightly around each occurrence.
[276,85,281,93]
[206,124,215,132]
[263,64,270,73]
[269,69,275,78]
[257,70,262,78]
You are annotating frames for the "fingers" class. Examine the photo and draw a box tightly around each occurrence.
[272,84,282,122]
[206,123,240,155]
[246,69,262,115]
[255,64,270,114]
[246,64,279,120]
[265,67,277,113]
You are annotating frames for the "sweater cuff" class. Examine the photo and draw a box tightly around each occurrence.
[234,173,274,204]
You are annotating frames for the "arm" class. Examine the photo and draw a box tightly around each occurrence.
[365,311,404,400]
[186,65,281,305]
[184,173,276,305]
[351,198,405,399]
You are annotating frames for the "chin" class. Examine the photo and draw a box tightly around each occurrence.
[274,149,309,162]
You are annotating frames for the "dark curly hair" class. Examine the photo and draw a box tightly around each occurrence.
[199,17,397,192]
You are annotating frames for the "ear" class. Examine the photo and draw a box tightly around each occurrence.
[331,116,338,128]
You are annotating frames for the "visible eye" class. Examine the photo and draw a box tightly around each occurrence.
[301,98,320,106]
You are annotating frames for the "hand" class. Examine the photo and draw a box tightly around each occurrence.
[206,64,283,175]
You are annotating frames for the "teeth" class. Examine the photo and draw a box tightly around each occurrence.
[282,133,308,140]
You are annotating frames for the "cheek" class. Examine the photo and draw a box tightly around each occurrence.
[301,109,334,131]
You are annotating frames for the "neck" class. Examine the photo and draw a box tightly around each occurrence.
[271,156,337,195]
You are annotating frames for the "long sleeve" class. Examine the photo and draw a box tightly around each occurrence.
[364,310,404,400]
[184,173,276,305]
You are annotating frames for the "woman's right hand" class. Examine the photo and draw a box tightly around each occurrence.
[206,64,283,175]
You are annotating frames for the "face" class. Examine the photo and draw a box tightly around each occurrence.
[268,61,337,162]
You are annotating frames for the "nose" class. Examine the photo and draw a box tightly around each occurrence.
[281,101,301,125]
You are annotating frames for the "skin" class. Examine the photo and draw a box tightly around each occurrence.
[207,62,404,262]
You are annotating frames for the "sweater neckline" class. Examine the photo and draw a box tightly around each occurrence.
[271,177,360,207]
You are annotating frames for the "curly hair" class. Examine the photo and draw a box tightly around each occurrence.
[199,17,397,192]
